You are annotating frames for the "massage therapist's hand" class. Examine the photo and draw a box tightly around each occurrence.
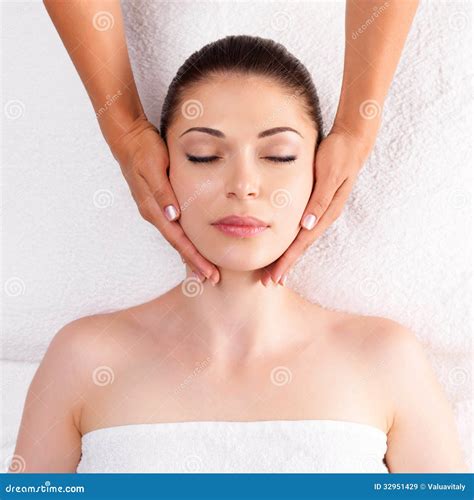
[262,128,372,287]
[111,116,220,284]
[261,0,420,287]
[43,0,219,285]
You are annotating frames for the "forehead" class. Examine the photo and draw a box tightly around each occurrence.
[170,73,314,138]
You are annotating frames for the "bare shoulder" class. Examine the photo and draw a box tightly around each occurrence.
[355,315,426,376]
[325,311,467,471]
[308,304,422,382]
[324,310,424,407]
[53,291,173,354]
[51,310,133,361]
[52,289,178,375]
[10,310,142,472]
[326,309,422,363]
[330,311,423,356]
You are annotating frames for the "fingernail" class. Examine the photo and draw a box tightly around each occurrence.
[273,275,281,285]
[302,213,317,230]
[164,204,178,221]
[281,274,288,286]
[200,269,212,280]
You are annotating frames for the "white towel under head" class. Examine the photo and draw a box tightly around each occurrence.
[76,419,389,473]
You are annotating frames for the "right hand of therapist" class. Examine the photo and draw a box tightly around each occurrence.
[111,115,220,285]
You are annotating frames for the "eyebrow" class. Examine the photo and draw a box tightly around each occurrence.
[179,126,303,139]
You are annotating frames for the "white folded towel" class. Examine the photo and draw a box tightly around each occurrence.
[76,419,389,473]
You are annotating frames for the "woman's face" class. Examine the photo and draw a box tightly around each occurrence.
[167,73,318,271]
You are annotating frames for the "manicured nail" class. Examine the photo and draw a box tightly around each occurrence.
[262,270,271,287]
[273,274,281,285]
[302,213,317,230]
[281,274,288,286]
[164,204,178,221]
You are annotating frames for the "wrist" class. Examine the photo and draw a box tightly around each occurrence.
[93,85,148,152]
[330,120,378,158]
[105,113,154,163]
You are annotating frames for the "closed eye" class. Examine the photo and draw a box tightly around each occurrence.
[263,156,297,163]
[185,155,297,164]
[186,155,220,163]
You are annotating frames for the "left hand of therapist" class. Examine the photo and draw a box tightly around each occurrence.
[261,128,373,287]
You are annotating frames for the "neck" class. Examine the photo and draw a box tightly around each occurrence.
[174,265,301,361]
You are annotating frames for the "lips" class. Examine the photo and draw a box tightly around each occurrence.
[211,215,269,238]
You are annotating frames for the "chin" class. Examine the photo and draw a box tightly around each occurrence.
[181,222,298,271]
[199,244,288,272]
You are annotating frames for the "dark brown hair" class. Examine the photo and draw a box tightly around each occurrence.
[159,35,324,145]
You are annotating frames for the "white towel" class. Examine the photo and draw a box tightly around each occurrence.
[76,419,389,473]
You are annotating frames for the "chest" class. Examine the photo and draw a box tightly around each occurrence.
[79,339,385,435]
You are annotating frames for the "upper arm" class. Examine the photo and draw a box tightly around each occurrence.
[379,323,468,472]
[9,317,97,472]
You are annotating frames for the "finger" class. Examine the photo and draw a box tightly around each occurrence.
[138,151,182,223]
[169,224,217,278]
[133,177,220,284]
[260,267,274,288]
[261,177,340,285]
[158,210,221,284]
[301,172,344,230]
[267,178,353,284]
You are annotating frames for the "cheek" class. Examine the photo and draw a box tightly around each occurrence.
[169,167,217,224]
[270,168,314,224]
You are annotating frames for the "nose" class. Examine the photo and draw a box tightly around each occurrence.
[225,150,260,200]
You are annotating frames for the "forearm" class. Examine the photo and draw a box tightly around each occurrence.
[43,0,145,149]
[333,0,419,148]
